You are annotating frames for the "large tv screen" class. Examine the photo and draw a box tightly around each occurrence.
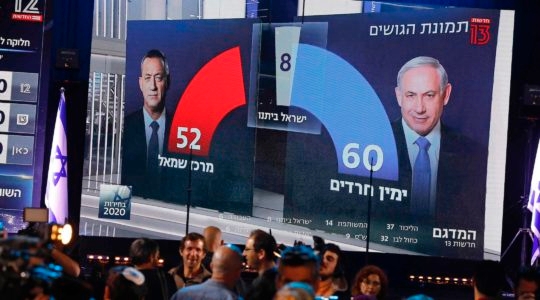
[0,0,50,232]
[80,7,513,260]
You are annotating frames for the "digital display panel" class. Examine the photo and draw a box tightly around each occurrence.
[0,0,49,232]
[80,7,513,260]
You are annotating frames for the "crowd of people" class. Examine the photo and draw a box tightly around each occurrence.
[108,228,391,300]
[3,224,540,300]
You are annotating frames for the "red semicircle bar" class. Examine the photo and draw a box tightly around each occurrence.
[167,46,246,156]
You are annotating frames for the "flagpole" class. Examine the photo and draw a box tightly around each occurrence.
[365,157,374,265]
[185,146,193,236]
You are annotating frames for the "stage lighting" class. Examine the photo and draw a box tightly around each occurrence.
[114,256,131,265]
[18,222,73,246]
[407,274,472,286]
[87,254,110,264]
[49,223,72,245]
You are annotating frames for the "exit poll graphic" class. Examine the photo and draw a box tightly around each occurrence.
[111,7,512,259]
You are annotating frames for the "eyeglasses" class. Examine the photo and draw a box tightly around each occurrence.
[361,279,381,287]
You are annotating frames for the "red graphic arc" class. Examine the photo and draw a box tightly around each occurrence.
[168,46,246,156]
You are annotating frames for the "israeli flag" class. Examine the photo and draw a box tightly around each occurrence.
[44,89,68,224]
[528,138,540,265]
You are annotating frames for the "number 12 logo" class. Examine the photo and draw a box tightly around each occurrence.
[14,0,39,14]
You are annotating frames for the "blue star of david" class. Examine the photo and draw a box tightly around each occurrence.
[53,145,67,186]
[114,192,123,202]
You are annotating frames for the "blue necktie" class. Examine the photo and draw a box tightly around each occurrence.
[411,136,431,216]
[147,121,159,173]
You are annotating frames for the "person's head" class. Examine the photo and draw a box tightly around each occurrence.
[472,260,505,300]
[319,243,343,280]
[203,226,223,253]
[104,266,146,300]
[276,245,320,292]
[395,56,452,136]
[406,294,434,300]
[274,281,315,300]
[515,266,539,300]
[179,232,207,271]
[129,238,160,267]
[244,229,277,272]
[211,244,244,289]
[351,265,388,299]
[139,49,169,117]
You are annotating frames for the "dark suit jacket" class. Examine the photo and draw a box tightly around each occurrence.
[121,108,171,199]
[391,120,488,229]
[121,106,256,215]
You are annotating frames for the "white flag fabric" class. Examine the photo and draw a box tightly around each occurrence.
[44,90,68,224]
[527,138,540,265]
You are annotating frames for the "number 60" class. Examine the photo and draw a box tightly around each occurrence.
[342,143,383,171]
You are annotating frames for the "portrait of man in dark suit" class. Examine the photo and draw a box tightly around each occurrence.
[122,49,171,199]
[392,56,487,228]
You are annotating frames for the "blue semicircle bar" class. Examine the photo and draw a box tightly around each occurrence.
[290,44,398,180]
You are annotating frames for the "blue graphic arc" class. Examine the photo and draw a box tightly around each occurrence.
[290,44,398,180]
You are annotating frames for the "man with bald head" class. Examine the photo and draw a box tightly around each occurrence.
[202,226,223,270]
[170,244,244,300]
